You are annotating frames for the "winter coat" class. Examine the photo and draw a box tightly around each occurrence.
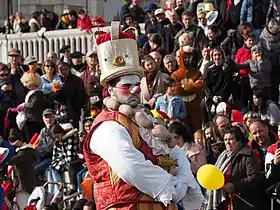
[174,24,207,51]
[241,0,268,28]
[13,19,30,33]
[10,144,37,193]
[229,145,263,210]
[204,61,237,101]
[51,130,78,171]
[55,74,86,127]
[237,58,271,89]
[221,30,244,59]
[29,18,41,32]
[161,23,182,54]
[37,127,54,159]
[129,4,145,23]
[267,0,280,24]
[214,0,242,30]
[77,15,93,31]
[234,46,252,78]
[56,16,70,30]
[25,90,46,123]
[259,27,280,66]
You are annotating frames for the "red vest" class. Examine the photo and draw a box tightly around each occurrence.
[83,109,177,210]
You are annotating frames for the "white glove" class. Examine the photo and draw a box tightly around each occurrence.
[213,96,222,104]
[90,96,101,105]
[211,104,216,114]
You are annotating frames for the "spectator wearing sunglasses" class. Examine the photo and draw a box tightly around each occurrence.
[40,60,62,95]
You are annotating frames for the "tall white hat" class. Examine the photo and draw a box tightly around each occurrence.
[96,22,144,87]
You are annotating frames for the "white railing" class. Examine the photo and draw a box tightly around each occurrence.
[0,24,145,64]
[0,27,110,64]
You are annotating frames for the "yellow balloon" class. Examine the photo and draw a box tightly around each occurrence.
[197,164,225,190]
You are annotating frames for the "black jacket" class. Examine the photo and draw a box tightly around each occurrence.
[25,90,46,123]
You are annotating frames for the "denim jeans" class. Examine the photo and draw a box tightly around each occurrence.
[47,168,62,194]
[76,168,87,192]
[34,158,52,175]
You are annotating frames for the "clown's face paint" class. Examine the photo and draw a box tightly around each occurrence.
[109,75,141,108]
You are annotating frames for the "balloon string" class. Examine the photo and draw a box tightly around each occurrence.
[229,193,234,210]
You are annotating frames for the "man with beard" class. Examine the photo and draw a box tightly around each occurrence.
[83,22,204,210]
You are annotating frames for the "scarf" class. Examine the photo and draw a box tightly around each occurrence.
[83,66,97,88]
[260,27,280,52]
[145,70,157,91]
[206,144,242,210]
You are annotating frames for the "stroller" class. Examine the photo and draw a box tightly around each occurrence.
[266,182,280,210]
[25,182,81,209]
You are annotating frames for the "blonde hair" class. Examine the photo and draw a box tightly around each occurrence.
[20,72,42,88]
[194,129,205,146]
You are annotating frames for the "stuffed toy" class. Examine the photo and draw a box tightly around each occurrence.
[103,97,174,144]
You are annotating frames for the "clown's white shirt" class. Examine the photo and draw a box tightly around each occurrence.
[90,121,205,208]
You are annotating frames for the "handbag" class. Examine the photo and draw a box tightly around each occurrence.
[16,111,27,130]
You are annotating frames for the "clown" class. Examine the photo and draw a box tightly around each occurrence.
[83,22,204,210]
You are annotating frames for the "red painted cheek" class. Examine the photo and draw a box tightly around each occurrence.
[117,88,131,96]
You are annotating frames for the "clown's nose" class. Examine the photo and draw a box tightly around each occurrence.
[131,85,141,94]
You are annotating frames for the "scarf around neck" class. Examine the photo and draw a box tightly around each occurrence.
[206,143,242,210]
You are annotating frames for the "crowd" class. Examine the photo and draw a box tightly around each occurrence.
[0,8,106,34]
[0,0,280,209]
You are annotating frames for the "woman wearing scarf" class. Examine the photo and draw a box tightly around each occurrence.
[140,55,169,108]
[206,126,263,210]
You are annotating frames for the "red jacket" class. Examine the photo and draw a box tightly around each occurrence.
[234,46,252,78]
[77,15,93,31]
[83,109,176,210]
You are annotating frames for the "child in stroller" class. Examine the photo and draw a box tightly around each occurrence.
[25,182,81,209]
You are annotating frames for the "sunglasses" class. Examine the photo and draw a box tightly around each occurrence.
[0,73,9,77]
[45,65,54,68]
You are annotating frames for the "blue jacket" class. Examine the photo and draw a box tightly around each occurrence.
[240,0,254,23]
[155,94,186,119]
[40,74,63,95]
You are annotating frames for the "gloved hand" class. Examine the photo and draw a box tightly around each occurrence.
[211,104,216,114]
[213,96,222,104]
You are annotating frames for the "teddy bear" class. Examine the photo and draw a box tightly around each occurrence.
[103,97,178,174]
[103,97,172,142]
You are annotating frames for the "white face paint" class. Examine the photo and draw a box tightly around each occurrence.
[109,75,141,107]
